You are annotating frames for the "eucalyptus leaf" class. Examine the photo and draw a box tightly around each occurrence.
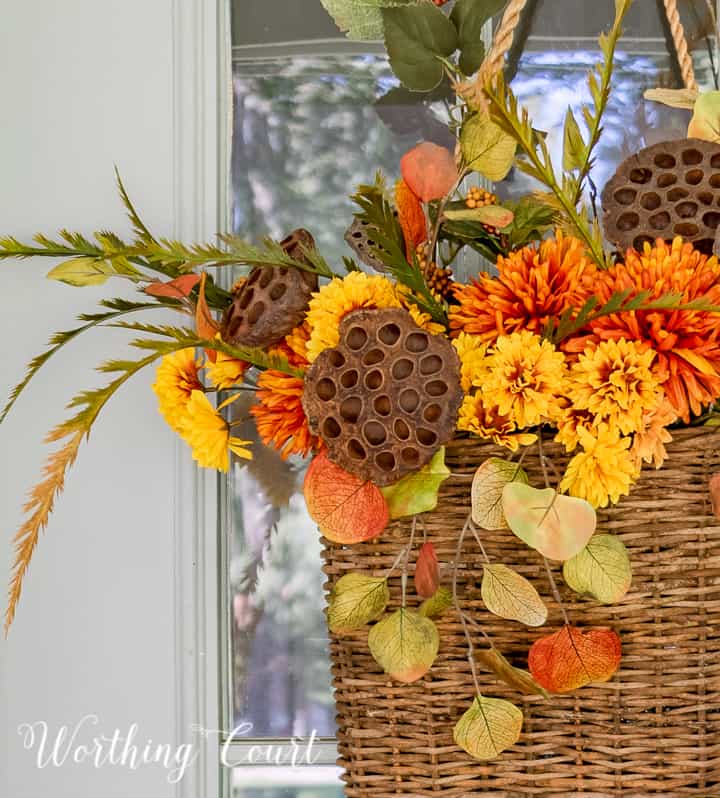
[327,573,390,633]
[453,695,523,760]
[481,564,548,627]
[562,534,632,604]
[419,586,453,619]
[471,458,529,530]
[461,113,517,181]
[383,2,459,91]
[368,608,439,682]
[381,447,450,518]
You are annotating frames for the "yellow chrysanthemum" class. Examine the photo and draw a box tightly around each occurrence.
[453,332,488,392]
[482,331,567,429]
[152,348,203,433]
[180,391,252,472]
[567,338,661,435]
[458,392,537,452]
[554,402,600,452]
[305,271,442,362]
[205,351,249,390]
[631,398,677,470]
[560,425,637,508]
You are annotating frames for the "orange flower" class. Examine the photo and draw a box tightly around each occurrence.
[449,232,597,344]
[568,238,720,422]
[250,325,319,459]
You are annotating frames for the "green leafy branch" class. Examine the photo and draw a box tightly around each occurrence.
[485,75,609,268]
[350,176,448,325]
[111,321,304,377]
[0,298,178,427]
[562,0,633,205]
[546,289,720,344]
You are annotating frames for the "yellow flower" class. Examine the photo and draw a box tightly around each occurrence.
[631,398,677,470]
[482,331,567,428]
[152,349,203,433]
[305,272,442,362]
[180,391,252,472]
[567,339,661,435]
[458,392,537,452]
[560,425,637,508]
[205,351,248,390]
[453,332,488,392]
[554,402,599,452]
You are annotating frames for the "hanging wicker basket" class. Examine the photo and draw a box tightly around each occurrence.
[321,428,720,797]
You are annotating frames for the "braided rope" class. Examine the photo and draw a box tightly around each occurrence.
[663,0,699,91]
[457,0,697,107]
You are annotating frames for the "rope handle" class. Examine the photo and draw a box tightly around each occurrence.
[475,0,698,92]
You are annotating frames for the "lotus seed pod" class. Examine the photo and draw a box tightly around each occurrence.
[602,138,720,255]
[222,229,318,348]
[302,307,463,486]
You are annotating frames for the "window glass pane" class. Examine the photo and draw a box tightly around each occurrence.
[232,765,344,797]
[228,52,433,739]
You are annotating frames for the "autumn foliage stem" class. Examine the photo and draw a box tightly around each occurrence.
[401,516,418,608]
[452,515,484,697]
[537,433,571,626]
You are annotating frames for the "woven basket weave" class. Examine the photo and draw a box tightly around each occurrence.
[321,428,720,797]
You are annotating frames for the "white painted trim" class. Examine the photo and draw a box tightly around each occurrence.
[171,1,231,798]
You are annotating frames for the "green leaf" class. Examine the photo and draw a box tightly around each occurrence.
[450,0,504,76]
[562,108,585,172]
[453,695,523,760]
[46,257,113,287]
[320,0,411,40]
[481,564,548,627]
[476,647,550,697]
[444,204,515,229]
[381,448,450,518]
[501,483,597,561]
[419,585,453,619]
[368,608,440,682]
[562,534,632,604]
[0,299,166,426]
[382,2,459,91]
[471,458,529,531]
[327,573,390,633]
[460,113,517,181]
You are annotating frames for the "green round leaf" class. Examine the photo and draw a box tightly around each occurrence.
[461,113,517,181]
[562,533,632,604]
[381,448,450,518]
[453,695,523,760]
[327,573,390,634]
[501,483,596,561]
[368,608,439,683]
[481,563,548,627]
[471,458,529,531]
[419,585,453,619]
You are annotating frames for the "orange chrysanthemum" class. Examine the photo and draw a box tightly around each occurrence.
[250,325,319,459]
[449,232,597,344]
[567,237,720,423]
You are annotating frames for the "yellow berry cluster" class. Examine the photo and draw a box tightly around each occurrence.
[465,186,497,209]
[415,242,453,300]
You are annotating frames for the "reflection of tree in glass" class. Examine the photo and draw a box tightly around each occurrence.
[232,56,428,267]
[232,468,336,737]
[502,50,712,205]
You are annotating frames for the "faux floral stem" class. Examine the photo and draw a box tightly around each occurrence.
[468,517,491,564]
[452,515,484,697]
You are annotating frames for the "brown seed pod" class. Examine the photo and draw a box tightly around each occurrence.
[602,138,720,255]
[221,229,318,348]
[344,216,398,272]
[302,307,463,487]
